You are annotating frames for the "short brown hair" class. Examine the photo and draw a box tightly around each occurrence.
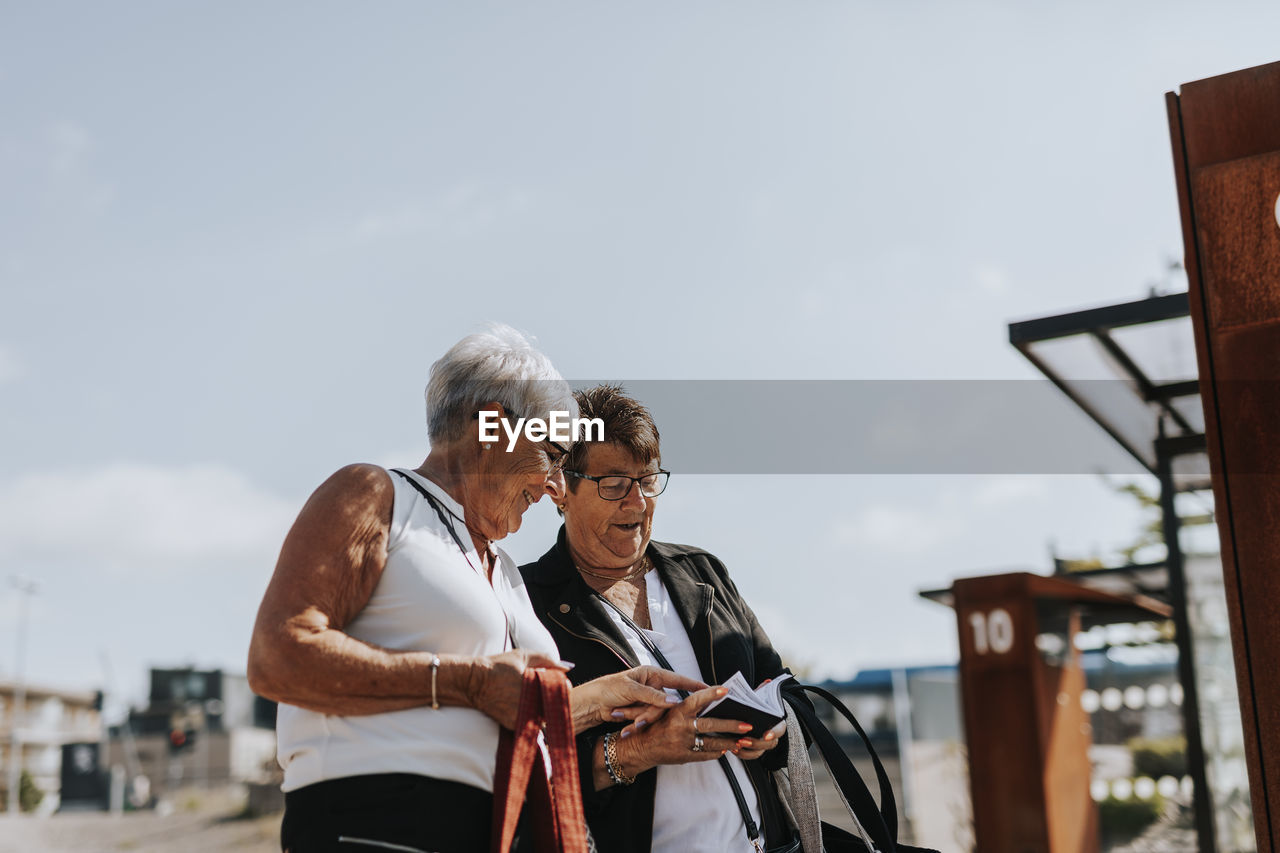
[564,385,661,490]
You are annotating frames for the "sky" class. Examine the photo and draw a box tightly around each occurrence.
[0,2,1269,714]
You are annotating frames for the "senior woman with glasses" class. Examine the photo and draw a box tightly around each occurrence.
[520,384,797,853]
[248,329,701,853]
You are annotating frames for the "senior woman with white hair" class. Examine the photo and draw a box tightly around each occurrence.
[248,325,702,853]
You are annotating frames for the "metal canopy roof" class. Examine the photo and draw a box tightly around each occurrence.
[918,571,1172,632]
[920,562,1171,608]
[1057,560,1171,605]
[1008,292,1210,491]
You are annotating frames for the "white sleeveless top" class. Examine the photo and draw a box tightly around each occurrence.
[276,468,559,793]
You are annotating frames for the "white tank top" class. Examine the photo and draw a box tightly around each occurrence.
[276,468,559,793]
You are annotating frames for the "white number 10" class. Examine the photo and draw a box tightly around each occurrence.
[969,608,1015,655]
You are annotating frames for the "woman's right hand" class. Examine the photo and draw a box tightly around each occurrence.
[570,665,705,734]
[466,650,567,730]
[614,685,753,773]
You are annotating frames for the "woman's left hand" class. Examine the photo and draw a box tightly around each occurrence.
[570,666,706,735]
[733,676,786,759]
[731,719,786,760]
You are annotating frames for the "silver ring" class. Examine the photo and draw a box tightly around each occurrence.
[691,735,705,752]
[692,718,700,733]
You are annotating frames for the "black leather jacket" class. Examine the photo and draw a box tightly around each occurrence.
[519,529,795,853]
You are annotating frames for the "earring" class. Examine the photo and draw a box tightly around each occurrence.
[557,504,565,511]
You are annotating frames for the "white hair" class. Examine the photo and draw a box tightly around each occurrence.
[425,323,576,445]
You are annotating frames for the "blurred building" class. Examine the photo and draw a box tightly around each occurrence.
[816,644,1216,852]
[103,667,278,801]
[812,666,970,852]
[0,681,102,811]
[802,666,962,850]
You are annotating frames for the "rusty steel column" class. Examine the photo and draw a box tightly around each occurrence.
[953,575,1060,853]
[1167,60,1280,852]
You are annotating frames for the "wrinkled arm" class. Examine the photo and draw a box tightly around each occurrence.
[247,465,506,717]
[248,465,654,728]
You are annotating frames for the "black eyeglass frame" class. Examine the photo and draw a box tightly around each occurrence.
[564,469,670,500]
[545,440,573,471]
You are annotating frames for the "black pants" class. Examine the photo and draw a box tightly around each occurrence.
[281,773,494,853]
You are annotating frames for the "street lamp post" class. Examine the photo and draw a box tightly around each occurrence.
[6,577,37,817]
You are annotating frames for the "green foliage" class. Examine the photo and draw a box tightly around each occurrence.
[1058,557,1105,573]
[1109,480,1166,562]
[0,769,44,813]
[1129,735,1187,778]
[19,769,43,813]
[1102,476,1213,564]
[1099,793,1164,841]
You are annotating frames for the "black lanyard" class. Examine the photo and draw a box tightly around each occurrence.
[393,469,474,557]
[393,469,516,651]
[594,585,764,850]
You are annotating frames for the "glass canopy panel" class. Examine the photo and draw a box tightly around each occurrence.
[1024,335,1163,469]
[1170,394,1207,434]
[1026,331,1130,380]
[1108,316,1200,383]
[1069,564,1171,604]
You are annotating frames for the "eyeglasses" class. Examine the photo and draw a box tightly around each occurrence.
[545,440,573,472]
[564,469,670,501]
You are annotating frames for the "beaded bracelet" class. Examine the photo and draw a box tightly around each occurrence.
[602,732,636,786]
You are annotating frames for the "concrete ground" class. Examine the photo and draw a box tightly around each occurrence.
[0,788,282,853]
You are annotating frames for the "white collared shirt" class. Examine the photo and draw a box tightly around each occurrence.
[602,569,763,852]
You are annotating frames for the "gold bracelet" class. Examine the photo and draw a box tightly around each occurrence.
[430,654,441,709]
[603,732,636,786]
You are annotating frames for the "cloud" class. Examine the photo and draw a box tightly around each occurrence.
[969,475,1049,508]
[351,184,532,244]
[0,344,21,383]
[829,503,964,555]
[972,263,1009,294]
[0,463,296,577]
[827,476,1049,556]
[371,446,430,470]
[49,121,92,177]
[29,120,116,215]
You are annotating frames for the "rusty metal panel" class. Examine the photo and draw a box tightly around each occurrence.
[1041,612,1098,853]
[1208,327,1280,745]
[1168,59,1280,852]
[954,585,1049,852]
[1179,62,1280,168]
[1190,154,1280,329]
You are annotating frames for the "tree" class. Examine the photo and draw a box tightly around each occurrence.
[19,769,43,813]
[1109,479,1166,564]
[1057,477,1214,569]
[1,769,44,813]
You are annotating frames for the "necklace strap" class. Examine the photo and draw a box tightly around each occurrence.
[393,469,475,556]
[393,469,491,550]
